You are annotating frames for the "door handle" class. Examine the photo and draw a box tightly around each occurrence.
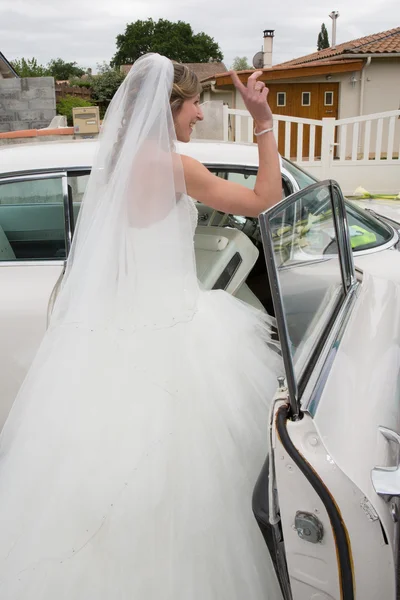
[371,427,400,501]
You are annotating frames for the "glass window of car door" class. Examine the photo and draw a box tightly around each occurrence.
[0,176,66,261]
[263,183,346,379]
[67,171,90,230]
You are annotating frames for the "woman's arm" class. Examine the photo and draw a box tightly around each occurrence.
[181,71,282,218]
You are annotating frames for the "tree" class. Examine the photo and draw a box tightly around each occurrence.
[10,57,49,77]
[111,18,223,67]
[89,63,126,115]
[47,58,85,81]
[317,23,330,51]
[10,57,86,80]
[231,57,251,71]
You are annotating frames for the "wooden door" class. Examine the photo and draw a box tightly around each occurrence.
[265,82,339,159]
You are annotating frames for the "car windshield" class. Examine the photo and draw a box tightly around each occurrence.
[281,158,317,190]
[206,167,394,253]
[346,201,393,251]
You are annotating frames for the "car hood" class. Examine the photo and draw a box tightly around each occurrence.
[350,198,400,226]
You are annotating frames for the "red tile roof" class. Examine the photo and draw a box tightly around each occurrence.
[121,62,227,81]
[275,26,400,67]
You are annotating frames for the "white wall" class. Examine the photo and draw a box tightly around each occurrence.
[362,59,400,114]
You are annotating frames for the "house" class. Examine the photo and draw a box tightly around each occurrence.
[121,61,227,81]
[202,28,400,156]
[0,52,18,79]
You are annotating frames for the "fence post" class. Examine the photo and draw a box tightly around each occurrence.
[321,118,336,179]
[223,105,229,142]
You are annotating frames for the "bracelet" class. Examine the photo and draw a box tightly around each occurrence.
[254,127,274,137]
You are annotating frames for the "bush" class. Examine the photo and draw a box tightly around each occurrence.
[56,95,93,126]
[68,78,93,89]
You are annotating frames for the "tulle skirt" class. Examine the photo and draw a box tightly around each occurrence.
[0,290,283,599]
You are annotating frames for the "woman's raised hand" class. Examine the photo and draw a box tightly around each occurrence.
[229,70,273,131]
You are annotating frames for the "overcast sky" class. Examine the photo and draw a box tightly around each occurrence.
[1,0,399,71]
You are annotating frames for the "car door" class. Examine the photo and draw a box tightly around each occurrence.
[0,172,71,430]
[259,180,399,599]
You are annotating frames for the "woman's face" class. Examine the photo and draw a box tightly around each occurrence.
[174,95,204,143]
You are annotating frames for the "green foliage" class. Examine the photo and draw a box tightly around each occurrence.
[68,78,92,89]
[10,57,49,77]
[317,23,330,51]
[89,63,125,111]
[56,95,93,126]
[10,57,86,80]
[47,58,85,81]
[231,57,251,71]
[111,18,223,67]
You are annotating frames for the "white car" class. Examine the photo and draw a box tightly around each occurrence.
[1,139,400,599]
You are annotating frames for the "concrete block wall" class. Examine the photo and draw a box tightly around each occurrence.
[0,77,56,133]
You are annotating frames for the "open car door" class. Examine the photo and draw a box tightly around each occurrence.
[258,181,400,599]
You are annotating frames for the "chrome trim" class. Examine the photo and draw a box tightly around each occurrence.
[260,180,357,420]
[331,182,357,291]
[302,282,360,416]
[206,163,258,173]
[351,230,398,256]
[0,167,91,180]
[0,260,65,267]
[366,208,400,231]
[61,173,73,254]
[372,427,400,500]
[0,171,67,184]
[281,167,300,195]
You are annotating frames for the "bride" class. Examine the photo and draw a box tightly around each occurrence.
[0,54,284,599]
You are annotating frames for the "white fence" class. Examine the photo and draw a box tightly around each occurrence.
[222,106,400,195]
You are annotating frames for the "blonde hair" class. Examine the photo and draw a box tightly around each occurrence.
[170,63,202,116]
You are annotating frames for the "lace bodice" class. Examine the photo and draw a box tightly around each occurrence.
[187,196,199,235]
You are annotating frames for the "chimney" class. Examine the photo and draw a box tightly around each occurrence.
[263,30,275,68]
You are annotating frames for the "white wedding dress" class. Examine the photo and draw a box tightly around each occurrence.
[0,55,284,599]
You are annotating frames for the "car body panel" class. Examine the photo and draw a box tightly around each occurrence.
[272,405,396,599]
[0,262,64,425]
[262,182,400,599]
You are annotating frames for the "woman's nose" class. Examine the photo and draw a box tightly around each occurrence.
[197,106,204,121]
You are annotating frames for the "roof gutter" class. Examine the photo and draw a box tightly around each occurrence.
[211,82,228,94]
[210,81,236,111]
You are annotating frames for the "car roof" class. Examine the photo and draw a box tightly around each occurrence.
[0,139,260,175]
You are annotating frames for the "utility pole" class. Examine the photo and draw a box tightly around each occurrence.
[329,11,340,47]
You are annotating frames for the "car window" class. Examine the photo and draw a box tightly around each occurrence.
[261,182,349,392]
[67,172,90,228]
[196,169,290,243]
[278,161,394,252]
[0,176,66,261]
[281,158,317,190]
[212,168,292,199]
